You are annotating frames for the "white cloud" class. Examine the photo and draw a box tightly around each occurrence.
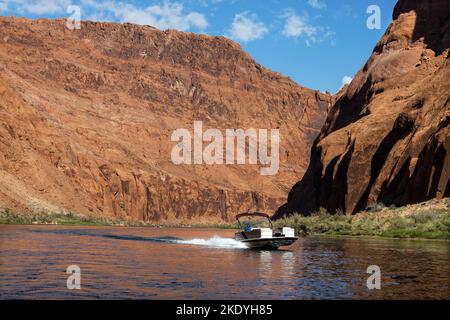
[80,1,208,31]
[283,12,318,38]
[228,12,268,42]
[342,76,353,86]
[282,10,333,46]
[0,1,7,12]
[3,0,208,32]
[184,12,208,30]
[307,0,327,10]
[126,3,207,30]
[339,76,353,91]
[3,0,71,15]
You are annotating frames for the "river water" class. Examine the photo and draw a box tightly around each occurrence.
[0,225,448,299]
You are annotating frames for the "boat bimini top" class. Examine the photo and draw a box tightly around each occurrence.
[235,212,273,228]
[234,212,298,249]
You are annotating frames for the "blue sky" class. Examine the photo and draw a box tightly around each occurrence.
[0,0,397,93]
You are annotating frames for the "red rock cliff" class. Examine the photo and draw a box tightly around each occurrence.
[0,17,331,222]
[276,0,450,216]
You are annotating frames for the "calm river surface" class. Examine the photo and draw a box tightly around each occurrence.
[0,225,449,299]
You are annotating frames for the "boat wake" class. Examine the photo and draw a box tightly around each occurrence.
[32,229,247,249]
[174,236,248,249]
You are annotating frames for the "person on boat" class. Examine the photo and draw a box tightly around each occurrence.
[245,223,251,232]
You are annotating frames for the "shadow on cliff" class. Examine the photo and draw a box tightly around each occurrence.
[394,0,450,55]
[273,0,450,219]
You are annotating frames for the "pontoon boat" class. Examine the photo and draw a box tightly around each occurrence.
[235,212,298,249]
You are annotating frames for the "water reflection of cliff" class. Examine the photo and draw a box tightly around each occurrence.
[1,227,448,299]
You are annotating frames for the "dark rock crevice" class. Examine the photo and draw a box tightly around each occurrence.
[276,0,450,218]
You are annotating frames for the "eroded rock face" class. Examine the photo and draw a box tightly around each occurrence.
[276,0,450,217]
[0,17,331,222]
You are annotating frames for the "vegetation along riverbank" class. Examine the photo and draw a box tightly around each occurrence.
[1,198,449,239]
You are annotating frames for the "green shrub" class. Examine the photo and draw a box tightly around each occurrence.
[274,198,450,239]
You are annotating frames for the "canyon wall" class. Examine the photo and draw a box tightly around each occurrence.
[276,0,449,217]
[0,17,331,222]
